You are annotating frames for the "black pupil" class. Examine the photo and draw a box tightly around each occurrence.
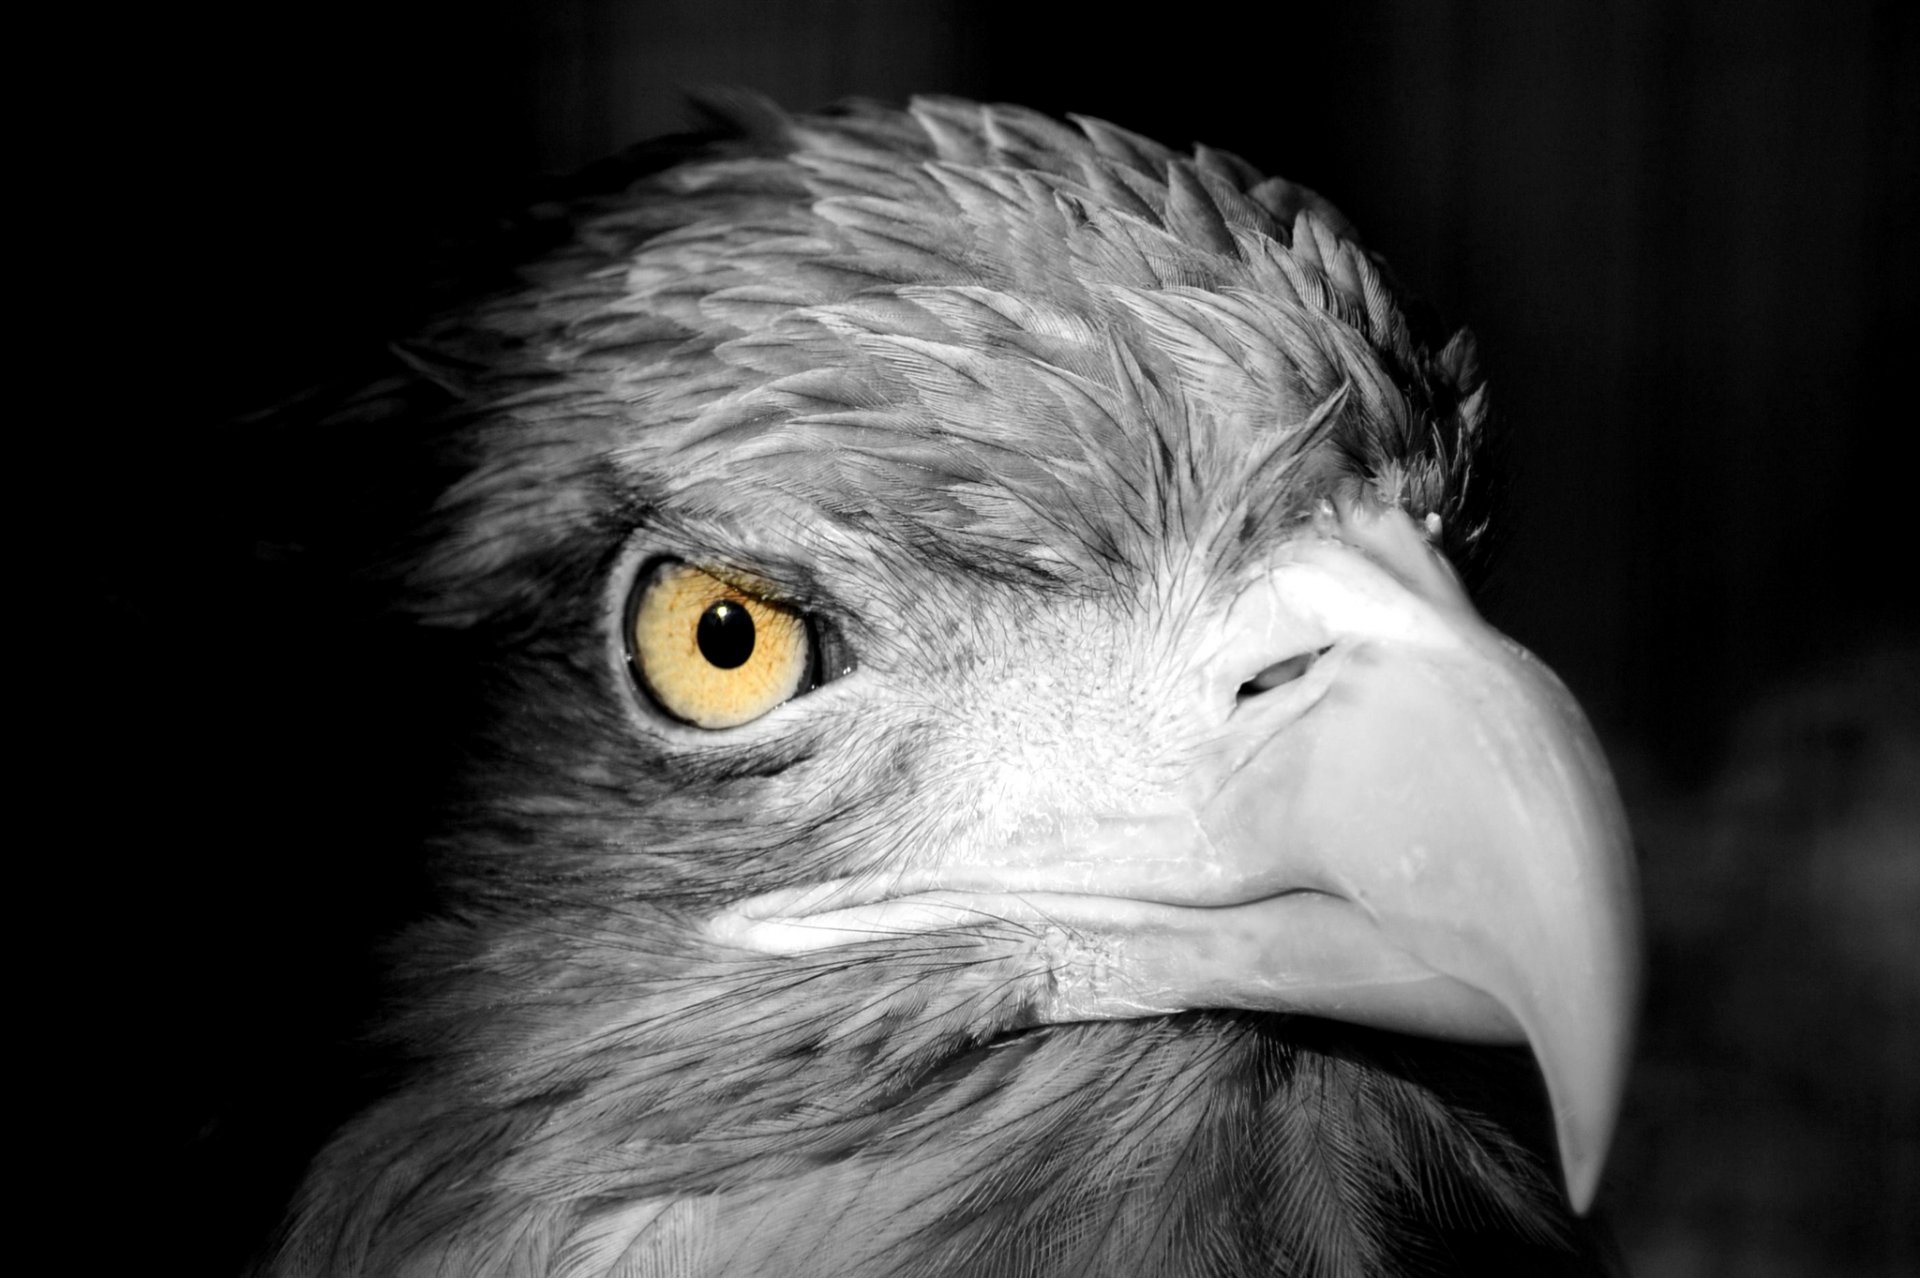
[696,601,756,669]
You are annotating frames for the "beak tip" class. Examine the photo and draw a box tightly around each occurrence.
[1564,1150,1602,1216]
[1553,1068,1622,1213]
[1541,990,1636,1216]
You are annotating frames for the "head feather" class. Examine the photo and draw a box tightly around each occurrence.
[404,94,1493,628]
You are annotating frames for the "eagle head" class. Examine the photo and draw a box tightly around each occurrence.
[261,96,1639,1278]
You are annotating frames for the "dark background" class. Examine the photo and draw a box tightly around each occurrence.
[94,2,1914,1274]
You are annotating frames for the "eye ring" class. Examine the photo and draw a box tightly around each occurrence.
[625,561,817,729]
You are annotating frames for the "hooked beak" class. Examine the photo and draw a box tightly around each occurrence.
[1164,500,1642,1210]
[713,502,1640,1212]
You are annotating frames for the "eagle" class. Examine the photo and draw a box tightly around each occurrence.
[254,96,1640,1277]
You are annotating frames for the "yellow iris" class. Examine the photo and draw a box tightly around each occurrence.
[630,563,812,728]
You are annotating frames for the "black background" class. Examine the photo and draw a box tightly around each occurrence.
[80,2,1915,1273]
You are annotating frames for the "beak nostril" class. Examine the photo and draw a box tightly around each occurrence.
[1237,646,1330,702]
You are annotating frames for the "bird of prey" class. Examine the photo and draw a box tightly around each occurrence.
[255,95,1640,1277]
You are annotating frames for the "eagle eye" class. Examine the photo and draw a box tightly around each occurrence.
[629,562,814,728]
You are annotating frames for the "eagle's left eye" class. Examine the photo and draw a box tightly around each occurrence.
[629,562,814,729]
